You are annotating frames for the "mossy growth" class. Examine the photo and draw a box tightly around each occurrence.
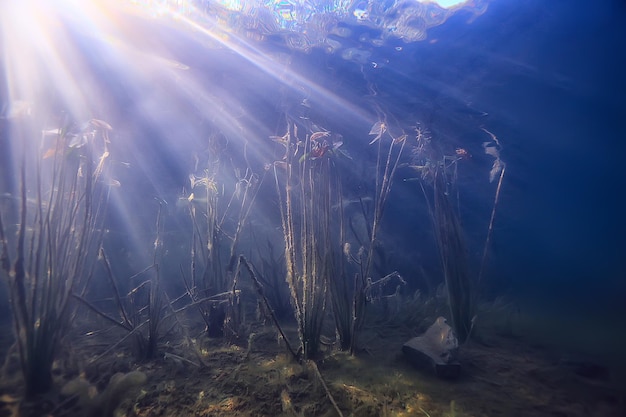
[60,370,147,417]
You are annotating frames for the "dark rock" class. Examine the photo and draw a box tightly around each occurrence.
[402,316,461,379]
[559,357,610,380]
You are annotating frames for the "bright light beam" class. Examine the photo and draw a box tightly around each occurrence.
[418,0,471,8]
[165,4,374,124]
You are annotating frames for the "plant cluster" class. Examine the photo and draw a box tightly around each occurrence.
[408,125,506,343]
[0,103,505,408]
[0,119,112,395]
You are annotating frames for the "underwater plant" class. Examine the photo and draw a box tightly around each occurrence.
[77,204,172,362]
[184,135,262,339]
[478,128,506,287]
[268,117,406,356]
[410,134,474,343]
[409,125,506,343]
[345,119,407,353]
[60,370,147,417]
[249,236,292,320]
[0,120,112,395]
[431,167,473,343]
[233,254,299,360]
[272,122,344,359]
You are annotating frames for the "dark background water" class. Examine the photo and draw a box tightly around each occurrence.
[353,0,626,316]
[1,0,625,338]
[380,0,626,328]
[411,0,626,314]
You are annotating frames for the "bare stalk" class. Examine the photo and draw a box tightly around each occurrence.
[237,255,299,360]
[79,206,167,362]
[0,121,111,396]
[350,122,406,354]
[273,123,338,359]
[185,137,262,338]
[478,164,506,286]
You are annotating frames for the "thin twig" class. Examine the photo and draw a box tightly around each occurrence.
[98,247,132,329]
[307,360,344,417]
[72,293,133,332]
[238,255,299,361]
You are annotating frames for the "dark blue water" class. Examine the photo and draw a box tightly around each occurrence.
[100,0,626,315]
[1,0,625,349]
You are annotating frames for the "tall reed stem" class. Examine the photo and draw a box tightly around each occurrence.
[349,122,405,354]
[273,123,338,359]
[0,122,110,395]
[186,138,261,338]
[432,168,472,343]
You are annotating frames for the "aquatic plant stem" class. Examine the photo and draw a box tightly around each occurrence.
[307,360,344,417]
[274,132,305,355]
[273,123,335,359]
[350,128,405,354]
[478,164,506,287]
[0,124,110,395]
[185,138,261,338]
[433,168,472,343]
[328,175,352,351]
[237,255,299,361]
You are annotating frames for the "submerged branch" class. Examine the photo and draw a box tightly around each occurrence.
[238,255,299,361]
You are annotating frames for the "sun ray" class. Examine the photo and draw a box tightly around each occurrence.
[1,0,489,278]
